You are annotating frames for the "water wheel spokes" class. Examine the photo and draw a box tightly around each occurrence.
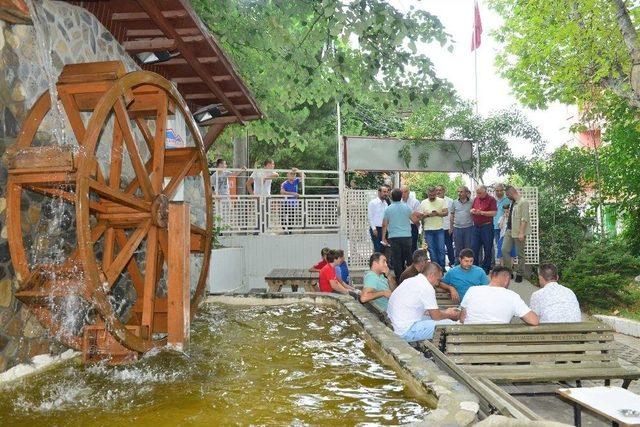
[6,61,213,359]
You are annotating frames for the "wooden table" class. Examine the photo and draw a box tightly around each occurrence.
[557,386,640,427]
[265,268,318,292]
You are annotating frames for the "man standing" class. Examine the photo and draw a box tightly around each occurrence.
[530,263,581,323]
[398,249,429,285]
[401,186,421,255]
[439,248,489,303]
[436,185,455,268]
[382,189,420,280]
[470,185,497,273]
[360,252,394,311]
[367,185,389,253]
[492,183,510,265]
[502,185,530,282]
[450,186,473,261]
[419,187,448,270]
[460,267,539,325]
[246,159,279,196]
[387,262,460,341]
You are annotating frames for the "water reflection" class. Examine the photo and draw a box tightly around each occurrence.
[0,303,427,426]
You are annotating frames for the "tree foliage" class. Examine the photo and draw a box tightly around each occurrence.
[192,0,453,168]
[399,101,545,181]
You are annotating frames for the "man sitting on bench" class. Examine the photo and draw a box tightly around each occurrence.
[460,266,539,325]
[530,263,581,323]
[439,248,489,303]
[387,262,460,341]
[398,249,429,285]
[359,252,394,311]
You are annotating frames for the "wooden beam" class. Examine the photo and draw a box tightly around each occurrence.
[185,91,243,100]
[167,202,190,351]
[136,0,245,122]
[203,123,226,152]
[111,10,187,21]
[171,75,232,83]
[123,36,204,53]
[126,28,200,38]
[154,57,219,66]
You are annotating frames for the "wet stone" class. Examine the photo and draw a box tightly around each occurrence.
[0,276,11,302]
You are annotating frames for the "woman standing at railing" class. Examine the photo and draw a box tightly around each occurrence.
[280,168,304,233]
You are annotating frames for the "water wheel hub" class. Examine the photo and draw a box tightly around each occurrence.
[151,194,169,228]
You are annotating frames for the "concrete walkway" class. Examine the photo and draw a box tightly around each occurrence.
[506,279,640,425]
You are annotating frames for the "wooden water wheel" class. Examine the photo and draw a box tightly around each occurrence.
[5,61,213,359]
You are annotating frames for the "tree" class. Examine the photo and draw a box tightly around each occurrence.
[398,100,545,182]
[192,0,454,169]
[402,172,465,200]
[489,0,640,109]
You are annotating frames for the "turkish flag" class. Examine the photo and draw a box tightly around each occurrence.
[471,0,483,51]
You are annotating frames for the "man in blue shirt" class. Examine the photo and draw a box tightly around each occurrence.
[360,252,394,311]
[382,189,421,280]
[439,248,490,302]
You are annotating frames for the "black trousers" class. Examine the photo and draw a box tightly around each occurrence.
[389,237,412,280]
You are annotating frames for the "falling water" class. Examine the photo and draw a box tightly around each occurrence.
[24,0,88,340]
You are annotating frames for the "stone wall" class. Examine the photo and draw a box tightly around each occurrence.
[0,0,138,372]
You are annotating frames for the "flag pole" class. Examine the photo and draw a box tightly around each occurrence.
[473,0,481,187]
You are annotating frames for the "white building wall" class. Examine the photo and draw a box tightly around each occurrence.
[213,232,347,291]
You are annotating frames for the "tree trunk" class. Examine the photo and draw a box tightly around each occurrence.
[611,0,640,99]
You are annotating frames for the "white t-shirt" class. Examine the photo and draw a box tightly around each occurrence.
[461,286,531,324]
[387,274,438,336]
[250,169,273,196]
[442,196,453,231]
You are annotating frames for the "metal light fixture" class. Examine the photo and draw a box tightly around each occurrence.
[136,51,180,65]
[193,103,227,124]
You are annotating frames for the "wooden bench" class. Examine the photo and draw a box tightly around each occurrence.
[361,301,542,420]
[265,268,317,292]
[434,323,640,388]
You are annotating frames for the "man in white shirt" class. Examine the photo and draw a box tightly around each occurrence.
[367,185,390,253]
[387,262,460,341]
[436,185,455,268]
[530,263,581,323]
[246,159,279,196]
[460,266,539,325]
[401,186,421,255]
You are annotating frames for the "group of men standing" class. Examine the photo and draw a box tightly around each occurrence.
[368,182,531,281]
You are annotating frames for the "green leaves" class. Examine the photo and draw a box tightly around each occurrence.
[191,0,452,168]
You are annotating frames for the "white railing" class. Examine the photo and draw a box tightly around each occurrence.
[208,167,339,196]
[214,195,340,234]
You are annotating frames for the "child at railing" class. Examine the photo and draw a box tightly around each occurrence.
[334,249,351,286]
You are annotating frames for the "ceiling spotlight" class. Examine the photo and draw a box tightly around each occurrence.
[194,103,227,124]
[136,51,180,65]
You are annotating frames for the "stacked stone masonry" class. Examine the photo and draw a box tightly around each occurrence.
[0,0,138,371]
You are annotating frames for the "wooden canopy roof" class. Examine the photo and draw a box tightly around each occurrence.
[67,0,262,126]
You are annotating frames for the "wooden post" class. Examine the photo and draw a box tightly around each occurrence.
[167,202,191,350]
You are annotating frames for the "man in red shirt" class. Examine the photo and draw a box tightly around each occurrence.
[318,250,351,294]
[470,185,497,273]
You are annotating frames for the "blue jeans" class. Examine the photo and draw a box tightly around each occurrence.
[472,223,494,272]
[444,229,455,266]
[401,317,456,341]
[425,229,446,270]
[496,232,516,258]
[453,226,473,262]
[369,226,383,253]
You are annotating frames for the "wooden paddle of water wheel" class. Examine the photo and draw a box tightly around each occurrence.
[5,61,213,363]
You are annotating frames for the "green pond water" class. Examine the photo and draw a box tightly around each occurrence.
[0,303,429,426]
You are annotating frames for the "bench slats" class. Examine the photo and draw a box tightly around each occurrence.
[471,366,640,383]
[447,332,614,344]
[452,352,614,365]
[446,342,613,354]
[443,323,612,334]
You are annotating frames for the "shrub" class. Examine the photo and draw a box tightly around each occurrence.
[561,239,640,311]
